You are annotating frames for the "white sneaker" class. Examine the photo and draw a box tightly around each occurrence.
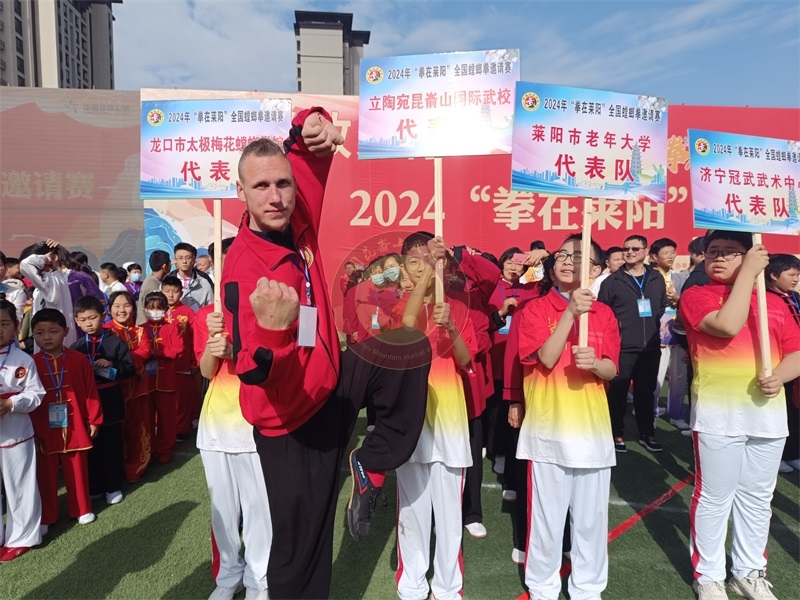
[511,548,525,565]
[502,489,517,502]
[464,522,487,538]
[366,425,376,432]
[728,570,778,600]
[208,585,244,600]
[481,447,487,459]
[693,580,728,599]
[106,490,123,505]
[78,512,96,525]
[244,588,269,600]
[40,524,49,536]
[493,455,505,475]
[787,458,800,471]
[670,418,691,430]
[682,429,694,437]
[778,461,793,473]
[655,407,667,417]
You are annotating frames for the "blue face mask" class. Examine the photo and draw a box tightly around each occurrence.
[383,266,401,282]
[371,273,386,286]
[130,273,142,283]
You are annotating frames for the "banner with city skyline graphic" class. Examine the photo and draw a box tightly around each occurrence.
[140,97,291,199]
[358,49,520,159]
[689,129,800,235]
[511,82,668,202]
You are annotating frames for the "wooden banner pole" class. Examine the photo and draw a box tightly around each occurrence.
[213,198,223,314]
[579,197,593,347]
[752,233,772,376]
[434,157,445,303]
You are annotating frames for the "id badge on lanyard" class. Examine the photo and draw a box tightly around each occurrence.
[96,366,118,380]
[49,403,68,428]
[293,252,317,348]
[498,315,512,335]
[632,274,651,317]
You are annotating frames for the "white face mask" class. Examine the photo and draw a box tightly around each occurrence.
[145,310,165,321]
[383,266,401,282]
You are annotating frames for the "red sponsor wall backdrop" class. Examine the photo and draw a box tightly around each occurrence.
[0,89,143,266]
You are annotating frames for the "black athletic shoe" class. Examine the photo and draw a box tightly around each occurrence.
[614,437,627,453]
[347,449,387,541]
[638,435,663,452]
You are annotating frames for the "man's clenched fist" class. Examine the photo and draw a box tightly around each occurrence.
[250,277,300,330]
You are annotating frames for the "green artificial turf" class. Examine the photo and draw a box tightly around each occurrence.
[1,414,798,599]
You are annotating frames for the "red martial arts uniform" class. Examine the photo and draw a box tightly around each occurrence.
[166,302,197,436]
[143,319,184,462]
[32,348,103,524]
[104,319,152,482]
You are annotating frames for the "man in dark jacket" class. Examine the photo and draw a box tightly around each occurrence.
[598,234,667,453]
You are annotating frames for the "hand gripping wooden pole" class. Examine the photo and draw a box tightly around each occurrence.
[752,233,772,376]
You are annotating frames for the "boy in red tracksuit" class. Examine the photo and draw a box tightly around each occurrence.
[105,290,152,482]
[394,234,478,600]
[161,275,197,439]
[142,291,184,464]
[31,309,103,528]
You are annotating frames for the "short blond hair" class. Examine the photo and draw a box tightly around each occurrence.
[238,138,287,181]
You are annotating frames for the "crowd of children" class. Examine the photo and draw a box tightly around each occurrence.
[0,242,216,565]
[1,223,798,600]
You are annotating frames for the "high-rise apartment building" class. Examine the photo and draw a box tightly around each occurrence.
[294,10,370,95]
[0,0,119,89]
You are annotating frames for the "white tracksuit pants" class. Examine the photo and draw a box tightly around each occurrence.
[396,461,465,600]
[654,345,688,419]
[0,439,42,549]
[200,450,271,591]
[690,432,784,584]
[525,461,610,600]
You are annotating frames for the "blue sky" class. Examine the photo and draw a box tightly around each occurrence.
[114,0,799,108]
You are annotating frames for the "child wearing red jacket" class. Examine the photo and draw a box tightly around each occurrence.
[142,291,184,464]
[161,276,197,439]
[486,246,543,501]
[452,246,501,540]
[31,309,103,529]
[105,291,152,482]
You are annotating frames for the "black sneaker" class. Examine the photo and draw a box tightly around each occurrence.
[347,449,387,541]
[614,437,627,453]
[638,435,663,452]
